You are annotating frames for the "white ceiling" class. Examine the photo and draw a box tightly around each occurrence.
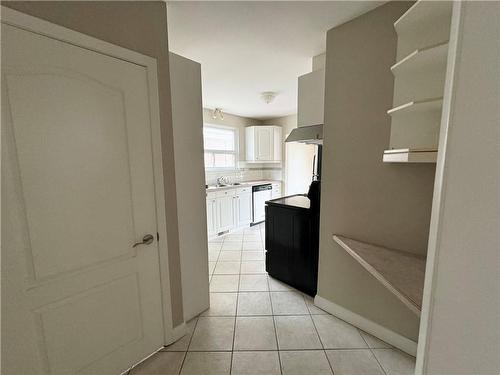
[167,1,382,120]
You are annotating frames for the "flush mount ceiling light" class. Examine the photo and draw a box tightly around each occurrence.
[212,107,224,120]
[261,91,277,104]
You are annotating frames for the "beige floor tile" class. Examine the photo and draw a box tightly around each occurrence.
[189,316,235,351]
[208,242,222,251]
[163,318,198,352]
[221,241,243,251]
[372,349,416,375]
[243,233,261,242]
[270,291,308,315]
[208,262,216,275]
[240,261,266,274]
[130,351,185,375]
[218,251,242,262]
[303,295,329,315]
[210,275,239,292]
[326,349,385,375]
[237,292,272,316]
[209,236,224,243]
[239,274,269,291]
[312,315,367,349]
[231,351,281,375]
[360,331,392,348]
[208,250,220,262]
[280,350,333,375]
[244,226,260,233]
[233,316,277,350]
[242,241,264,251]
[268,276,293,291]
[214,261,241,275]
[225,234,245,241]
[201,293,238,316]
[180,352,231,375]
[274,315,322,350]
[241,251,265,261]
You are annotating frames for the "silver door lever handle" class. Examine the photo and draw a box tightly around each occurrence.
[133,234,154,248]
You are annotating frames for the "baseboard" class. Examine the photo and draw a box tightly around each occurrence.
[168,322,187,346]
[314,295,418,356]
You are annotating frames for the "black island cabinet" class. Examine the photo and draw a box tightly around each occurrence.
[265,194,320,296]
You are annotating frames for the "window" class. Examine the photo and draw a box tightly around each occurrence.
[203,125,238,169]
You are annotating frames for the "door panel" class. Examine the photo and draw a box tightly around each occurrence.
[217,195,235,232]
[2,23,164,375]
[6,72,135,280]
[256,127,273,160]
[238,193,252,226]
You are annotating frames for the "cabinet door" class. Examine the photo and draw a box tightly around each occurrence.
[256,127,273,161]
[273,127,282,161]
[238,193,253,226]
[217,195,235,232]
[206,198,217,237]
[272,184,282,199]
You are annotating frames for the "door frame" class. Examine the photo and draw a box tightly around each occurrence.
[1,6,176,345]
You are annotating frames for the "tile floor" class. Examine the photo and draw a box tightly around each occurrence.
[129,224,416,375]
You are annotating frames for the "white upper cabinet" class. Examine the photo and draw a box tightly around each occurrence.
[297,68,325,127]
[245,125,282,162]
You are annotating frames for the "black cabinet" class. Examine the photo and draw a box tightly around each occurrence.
[265,195,319,296]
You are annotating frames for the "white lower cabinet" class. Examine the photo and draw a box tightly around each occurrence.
[236,191,252,227]
[216,190,236,233]
[206,195,217,238]
[271,183,282,199]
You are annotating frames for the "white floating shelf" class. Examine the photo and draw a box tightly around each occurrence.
[394,1,453,36]
[387,97,443,116]
[391,42,449,76]
[333,235,426,316]
[383,148,437,163]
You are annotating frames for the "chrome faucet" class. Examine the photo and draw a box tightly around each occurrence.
[216,176,228,186]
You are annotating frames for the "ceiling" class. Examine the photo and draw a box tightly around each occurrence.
[167,1,382,120]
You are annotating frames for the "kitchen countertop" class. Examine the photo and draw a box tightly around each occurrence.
[206,180,281,192]
[266,194,310,210]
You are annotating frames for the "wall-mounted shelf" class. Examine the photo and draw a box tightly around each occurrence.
[383,148,437,163]
[386,1,452,162]
[388,97,443,116]
[394,1,453,36]
[333,235,426,316]
[391,42,449,76]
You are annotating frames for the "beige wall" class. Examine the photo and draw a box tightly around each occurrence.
[417,2,500,373]
[170,53,209,321]
[317,1,434,342]
[3,1,185,325]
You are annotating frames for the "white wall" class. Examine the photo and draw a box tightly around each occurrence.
[170,53,210,321]
[416,2,500,373]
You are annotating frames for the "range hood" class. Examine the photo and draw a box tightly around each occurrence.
[285,124,323,144]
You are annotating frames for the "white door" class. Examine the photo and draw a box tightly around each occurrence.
[238,193,253,226]
[217,194,236,232]
[206,198,217,237]
[2,22,166,375]
[256,127,273,161]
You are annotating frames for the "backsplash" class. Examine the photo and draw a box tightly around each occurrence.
[205,168,282,185]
